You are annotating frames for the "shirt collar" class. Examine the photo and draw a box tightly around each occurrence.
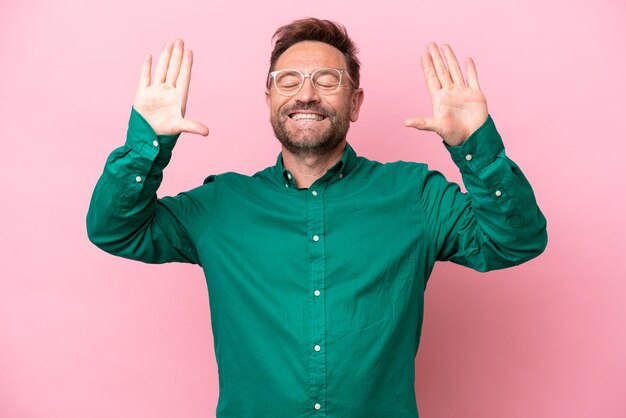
[274,142,358,188]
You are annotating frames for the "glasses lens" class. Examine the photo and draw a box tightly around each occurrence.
[274,70,303,95]
[313,69,342,93]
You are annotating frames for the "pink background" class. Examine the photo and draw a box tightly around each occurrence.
[1,0,624,417]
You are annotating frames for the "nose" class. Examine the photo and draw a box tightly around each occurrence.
[294,75,320,103]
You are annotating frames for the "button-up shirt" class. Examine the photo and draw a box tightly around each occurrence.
[86,107,547,418]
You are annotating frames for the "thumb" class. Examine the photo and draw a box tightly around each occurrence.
[179,119,210,137]
[404,116,435,132]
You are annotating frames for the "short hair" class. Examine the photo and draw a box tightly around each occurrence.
[267,17,361,89]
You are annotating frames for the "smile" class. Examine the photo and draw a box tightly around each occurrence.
[289,112,327,121]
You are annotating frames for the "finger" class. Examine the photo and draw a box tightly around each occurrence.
[441,44,466,87]
[466,57,481,90]
[420,52,441,97]
[179,118,210,137]
[166,39,185,87]
[154,41,173,85]
[139,54,151,89]
[178,49,193,109]
[427,42,453,88]
[404,116,437,132]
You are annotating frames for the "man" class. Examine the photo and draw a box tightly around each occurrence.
[87,18,547,418]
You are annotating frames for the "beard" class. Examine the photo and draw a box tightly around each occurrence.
[271,102,350,158]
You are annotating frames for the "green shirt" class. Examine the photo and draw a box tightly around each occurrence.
[87,107,547,418]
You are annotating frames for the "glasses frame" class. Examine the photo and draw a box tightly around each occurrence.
[267,67,357,97]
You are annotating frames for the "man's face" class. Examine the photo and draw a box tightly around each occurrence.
[265,41,364,157]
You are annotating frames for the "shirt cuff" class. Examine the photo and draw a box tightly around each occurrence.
[127,106,181,158]
[443,114,504,175]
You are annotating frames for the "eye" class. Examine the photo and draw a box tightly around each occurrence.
[313,70,341,89]
[279,81,300,89]
[275,72,302,89]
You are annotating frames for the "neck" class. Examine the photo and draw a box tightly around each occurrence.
[282,141,346,189]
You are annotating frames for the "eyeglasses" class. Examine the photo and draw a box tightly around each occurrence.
[267,68,356,96]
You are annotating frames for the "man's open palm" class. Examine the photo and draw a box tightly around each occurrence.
[405,42,488,147]
[133,39,209,137]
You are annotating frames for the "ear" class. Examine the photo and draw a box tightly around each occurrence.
[265,89,271,110]
[349,88,365,122]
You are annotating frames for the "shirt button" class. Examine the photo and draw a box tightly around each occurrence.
[495,190,502,197]
[313,235,319,242]
[311,190,318,196]
[135,176,142,182]
[314,290,320,296]
[287,173,292,180]
[285,183,289,188]
[339,173,343,179]
[314,403,321,410]
[152,140,159,147]
[465,154,473,161]
[314,344,321,351]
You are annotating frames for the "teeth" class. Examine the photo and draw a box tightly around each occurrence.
[291,113,324,121]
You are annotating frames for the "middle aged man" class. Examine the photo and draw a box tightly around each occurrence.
[87,17,547,418]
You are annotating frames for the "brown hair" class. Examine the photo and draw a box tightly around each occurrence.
[267,17,361,89]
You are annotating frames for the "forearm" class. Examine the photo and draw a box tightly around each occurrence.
[426,114,548,272]
[86,107,197,264]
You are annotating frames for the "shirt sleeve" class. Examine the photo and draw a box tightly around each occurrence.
[86,106,203,265]
[418,114,548,272]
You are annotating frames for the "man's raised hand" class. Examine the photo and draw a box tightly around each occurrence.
[133,39,209,137]
[404,42,488,147]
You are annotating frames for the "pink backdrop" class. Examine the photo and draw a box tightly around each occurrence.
[1,0,624,417]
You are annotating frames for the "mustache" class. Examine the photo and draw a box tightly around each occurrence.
[281,103,335,118]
